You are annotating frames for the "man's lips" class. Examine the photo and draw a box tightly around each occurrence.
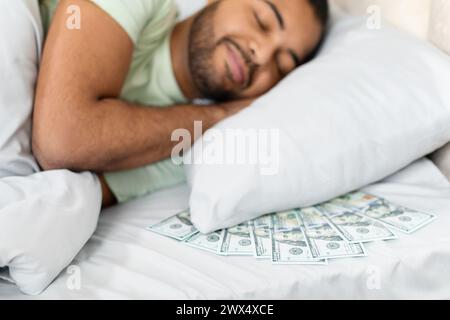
[225,42,248,88]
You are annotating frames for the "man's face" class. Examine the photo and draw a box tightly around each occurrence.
[189,0,324,101]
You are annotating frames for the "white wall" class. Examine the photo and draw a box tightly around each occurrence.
[429,0,450,54]
[332,0,431,39]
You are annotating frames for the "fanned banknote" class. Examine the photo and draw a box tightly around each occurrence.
[319,203,397,242]
[146,190,435,264]
[250,224,271,259]
[333,192,435,234]
[298,207,366,259]
[271,227,327,265]
[185,230,224,254]
[253,214,273,229]
[271,210,301,231]
[330,191,379,210]
[219,223,254,256]
[147,210,198,241]
[359,199,436,234]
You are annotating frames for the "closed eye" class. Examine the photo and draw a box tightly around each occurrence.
[254,11,268,32]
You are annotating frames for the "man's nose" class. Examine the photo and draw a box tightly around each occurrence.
[249,37,278,66]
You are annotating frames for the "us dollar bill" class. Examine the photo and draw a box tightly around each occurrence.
[330,191,379,210]
[184,230,224,254]
[359,198,436,234]
[298,207,366,259]
[333,192,435,234]
[271,226,327,265]
[319,203,397,242]
[147,210,198,241]
[250,224,271,259]
[271,210,302,231]
[219,222,254,256]
[253,214,273,229]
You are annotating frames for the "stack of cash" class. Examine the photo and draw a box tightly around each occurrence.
[147,191,435,265]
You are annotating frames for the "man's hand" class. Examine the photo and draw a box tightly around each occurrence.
[33,0,253,173]
[217,98,255,118]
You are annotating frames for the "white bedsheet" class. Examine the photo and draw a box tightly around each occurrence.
[1,158,450,299]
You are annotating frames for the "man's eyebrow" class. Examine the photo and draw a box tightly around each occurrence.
[262,0,285,30]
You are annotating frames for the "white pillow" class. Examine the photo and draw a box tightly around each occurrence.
[0,0,41,178]
[0,0,102,295]
[184,17,450,233]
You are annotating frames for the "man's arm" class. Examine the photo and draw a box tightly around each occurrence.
[33,0,248,173]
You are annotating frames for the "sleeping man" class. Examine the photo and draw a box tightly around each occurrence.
[33,0,329,207]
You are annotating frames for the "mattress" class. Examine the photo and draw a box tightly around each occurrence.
[1,158,450,299]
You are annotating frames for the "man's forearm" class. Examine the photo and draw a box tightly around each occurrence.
[33,97,245,172]
[93,99,228,172]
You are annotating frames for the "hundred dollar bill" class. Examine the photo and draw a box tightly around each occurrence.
[219,223,254,256]
[271,210,301,231]
[249,225,271,259]
[147,210,198,241]
[253,214,273,229]
[184,230,224,254]
[360,198,436,234]
[298,207,366,259]
[319,203,397,243]
[330,191,379,210]
[271,227,327,265]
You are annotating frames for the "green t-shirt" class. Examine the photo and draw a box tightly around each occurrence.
[40,0,188,202]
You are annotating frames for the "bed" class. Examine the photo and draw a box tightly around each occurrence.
[1,158,450,299]
[1,0,450,299]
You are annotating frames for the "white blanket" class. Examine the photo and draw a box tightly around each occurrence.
[1,158,449,299]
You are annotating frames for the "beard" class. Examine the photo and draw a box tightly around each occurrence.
[188,2,234,102]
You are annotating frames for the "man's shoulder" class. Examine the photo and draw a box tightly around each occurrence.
[91,0,177,45]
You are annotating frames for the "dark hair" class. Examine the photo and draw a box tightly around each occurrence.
[308,0,329,29]
[302,0,329,64]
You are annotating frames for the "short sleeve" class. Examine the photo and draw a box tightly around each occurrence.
[91,0,167,44]
[104,158,186,203]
